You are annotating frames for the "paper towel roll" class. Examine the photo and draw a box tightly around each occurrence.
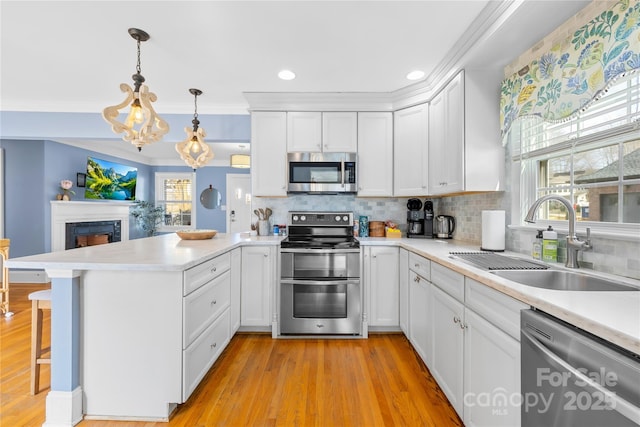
[481,210,505,251]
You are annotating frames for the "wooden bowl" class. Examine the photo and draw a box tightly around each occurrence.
[176,229,217,240]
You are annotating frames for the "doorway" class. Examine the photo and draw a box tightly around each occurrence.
[226,174,252,234]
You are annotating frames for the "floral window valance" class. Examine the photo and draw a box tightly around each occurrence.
[500,0,640,137]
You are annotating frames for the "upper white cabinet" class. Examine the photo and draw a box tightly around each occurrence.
[428,69,504,195]
[287,112,357,152]
[251,112,287,197]
[287,112,322,151]
[322,112,358,152]
[393,103,429,196]
[357,112,393,197]
[428,72,464,194]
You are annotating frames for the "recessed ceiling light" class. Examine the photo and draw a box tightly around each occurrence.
[406,70,425,81]
[278,69,296,80]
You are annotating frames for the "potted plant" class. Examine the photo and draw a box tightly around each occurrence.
[130,200,165,237]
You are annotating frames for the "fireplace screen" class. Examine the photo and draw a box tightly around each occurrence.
[65,220,122,249]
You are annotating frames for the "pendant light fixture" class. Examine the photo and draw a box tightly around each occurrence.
[175,88,213,170]
[102,28,169,151]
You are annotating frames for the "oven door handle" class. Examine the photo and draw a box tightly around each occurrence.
[280,248,360,254]
[280,278,360,286]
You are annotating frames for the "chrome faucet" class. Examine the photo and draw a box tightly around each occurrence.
[524,195,592,268]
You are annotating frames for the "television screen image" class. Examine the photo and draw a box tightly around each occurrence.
[85,157,137,200]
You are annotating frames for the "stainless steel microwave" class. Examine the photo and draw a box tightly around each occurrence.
[287,152,357,194]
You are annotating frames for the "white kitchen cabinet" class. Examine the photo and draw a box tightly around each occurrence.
[357,112,393,196]
[398,248,409,335]
[393,103,429,196]
[463,278,527,427]
[241,245,275,327]
[428,72,464,194]
[230,248,241,334]
[322,112,358,152]
[287,112,322,152]
[430,283,465,419]
[463,309,520,427]
[251,111,287,196]
[287,112,357,153]
[365,246,400,327]
[428,69,504,195]
[408,269,431,366]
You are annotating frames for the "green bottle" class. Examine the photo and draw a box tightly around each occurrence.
[542,226,558,262]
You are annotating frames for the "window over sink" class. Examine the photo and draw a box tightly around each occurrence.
[508,72,640,235]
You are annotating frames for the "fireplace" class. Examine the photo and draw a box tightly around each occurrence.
[65,220,122,249]
[51,201,131,252]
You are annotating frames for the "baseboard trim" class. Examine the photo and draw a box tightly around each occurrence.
[43,386,83,427]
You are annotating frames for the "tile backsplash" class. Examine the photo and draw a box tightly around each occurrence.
[254,191,640,280]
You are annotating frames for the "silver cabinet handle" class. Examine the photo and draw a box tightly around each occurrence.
[211,299,217,305]
[210,342,217,349]
[453,316,460,324]
[210,266,217,273]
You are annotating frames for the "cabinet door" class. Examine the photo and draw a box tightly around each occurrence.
[429,72,464,194]
[322,112,358,152]
[464,309,520,427]
[431,284,464,418]
[399,249,409,335]
[394,103,429,196]
[241,246,273,327]
[251,112,287,196]
[230,248,241,334]
[287,112,322,152]
[367,246,399,327]
[408,270,431,366]
[357,112,393,196]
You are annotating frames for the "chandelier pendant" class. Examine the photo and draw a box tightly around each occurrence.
[102,28,169,151]
[176,89,214,169]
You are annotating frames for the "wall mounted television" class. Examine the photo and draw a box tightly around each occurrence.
[84,157,137,201]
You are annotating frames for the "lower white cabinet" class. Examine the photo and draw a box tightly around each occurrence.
[463,309,520,427]
[430,284,465,418]
[365,246,400,327]
[400,254,526,427]
[230,248,241,333]
[241,245,275,327]
[399,249,409,334]
[408,269,431,365]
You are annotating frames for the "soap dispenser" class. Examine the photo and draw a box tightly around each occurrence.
[542,225,558,262]
[532,230,543,260]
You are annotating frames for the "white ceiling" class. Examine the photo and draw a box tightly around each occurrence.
[0,0,590,165]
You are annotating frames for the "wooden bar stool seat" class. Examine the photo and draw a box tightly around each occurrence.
[29,289,51,395]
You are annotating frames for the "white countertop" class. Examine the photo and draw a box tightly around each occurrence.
[6,232,283,272]
[7,233,639,354]
[360,236,640,355]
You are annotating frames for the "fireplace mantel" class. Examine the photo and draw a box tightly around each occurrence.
[51,201,131,252]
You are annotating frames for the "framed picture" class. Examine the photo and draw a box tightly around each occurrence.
[76,172,86,188]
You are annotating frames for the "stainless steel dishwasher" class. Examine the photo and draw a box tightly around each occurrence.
[521,309,640,426]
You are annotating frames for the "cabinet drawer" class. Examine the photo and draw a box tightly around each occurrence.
[183,270,231,348]
[431,262,464,302]
[183,309,230,401]
[184,252,231,295]
[408,252,430,280]
[465,278,529,341]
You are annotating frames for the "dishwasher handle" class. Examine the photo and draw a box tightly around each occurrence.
[522,328,640,425]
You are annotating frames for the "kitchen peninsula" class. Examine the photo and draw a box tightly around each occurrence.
[7,233,639,426]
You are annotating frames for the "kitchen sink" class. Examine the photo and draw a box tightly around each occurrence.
[490,269,639,292]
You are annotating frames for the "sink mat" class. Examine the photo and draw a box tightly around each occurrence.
[449,251,549,270]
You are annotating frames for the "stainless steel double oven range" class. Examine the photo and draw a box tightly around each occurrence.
[280,211,361,335]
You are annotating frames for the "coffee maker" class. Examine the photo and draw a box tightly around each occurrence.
[423,200,434,238]
[406,199,424,238]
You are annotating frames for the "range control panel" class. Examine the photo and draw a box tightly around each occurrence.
[288,211,354,227]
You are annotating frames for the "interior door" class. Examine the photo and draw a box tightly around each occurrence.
[226,174,252,234]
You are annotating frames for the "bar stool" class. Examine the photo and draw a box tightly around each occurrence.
[29,289,51,395]
[0,238,13,317]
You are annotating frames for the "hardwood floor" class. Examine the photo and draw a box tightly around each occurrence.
[1,284,462,427]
